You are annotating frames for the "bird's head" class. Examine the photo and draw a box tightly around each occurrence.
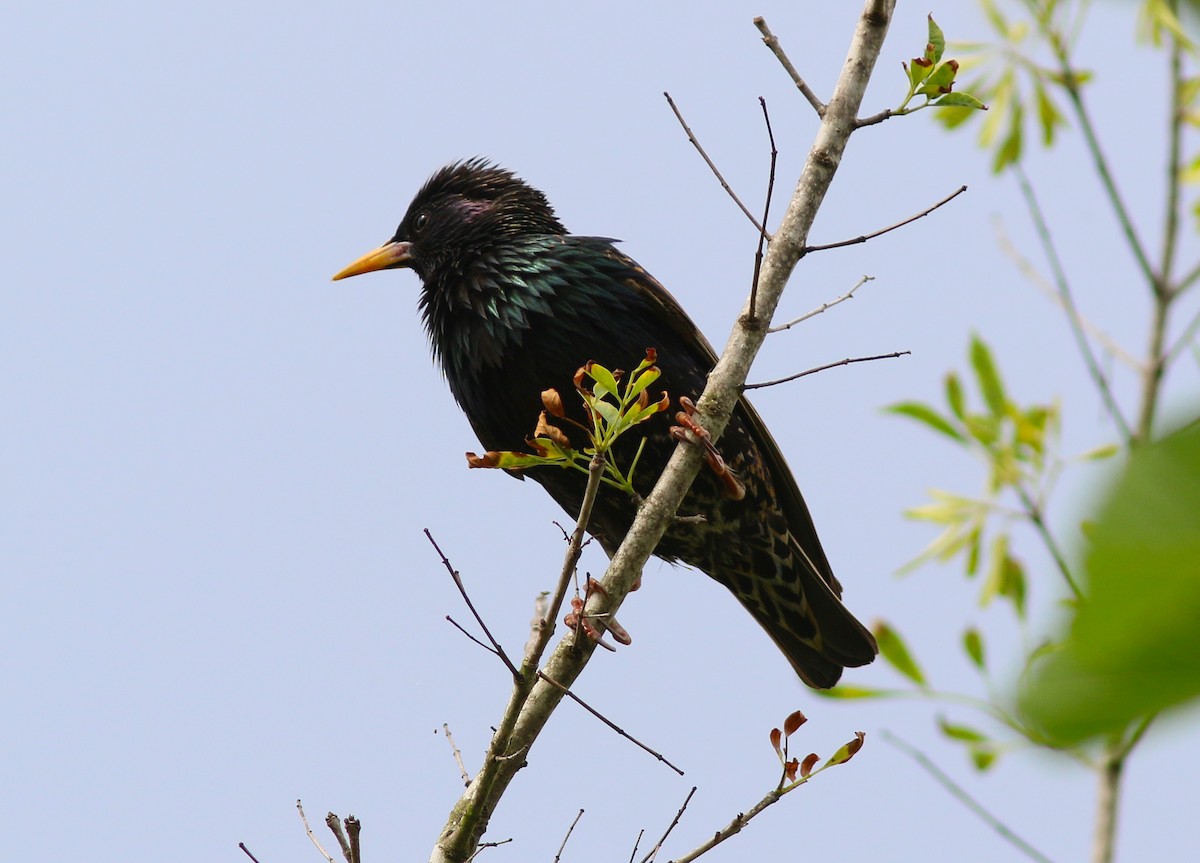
[332,159,567,283]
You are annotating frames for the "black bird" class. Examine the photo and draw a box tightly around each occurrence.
[333,159,877,687]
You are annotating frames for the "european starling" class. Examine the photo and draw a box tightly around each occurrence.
[333,159,877,687]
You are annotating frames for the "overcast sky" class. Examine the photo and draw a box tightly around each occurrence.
[4,2,1199,862]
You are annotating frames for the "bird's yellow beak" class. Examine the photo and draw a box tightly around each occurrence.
[331,240,414,281]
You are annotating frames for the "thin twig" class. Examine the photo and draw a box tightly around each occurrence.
[882,731,1057,863]
[666,786,784,863]
[465,838,513,862]
[743,350,909,390]
[1017,470,1083,602]
[748,96,779,322]
[297,800,335,863]
[627,829,645,863]
[1165,304,1200,364]
[446,615,501,657]
[769,274,874,333]
[802,185,967,254]
[443,723,471,786]
[992,217,1142,370]
[426,529,520,679]
[664,91,767,237]
[538,671,685,775]
[1013,165,1134,444]
[855,106,895,127]
[754,17,825,116]
[1046,30,1157,294]
[238,843,264,863]
[639,786,697,863]
[553,809,586,863]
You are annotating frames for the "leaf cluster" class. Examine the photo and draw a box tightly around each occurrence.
[465,349,671,496]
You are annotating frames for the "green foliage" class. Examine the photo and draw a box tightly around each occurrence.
[932,0,1085,172]
[1020,422,1200,742]
[465,349,670,495]
[895,15,989,116]
[887,335,1065,617]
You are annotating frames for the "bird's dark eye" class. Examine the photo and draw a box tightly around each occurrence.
[412,211,430,233]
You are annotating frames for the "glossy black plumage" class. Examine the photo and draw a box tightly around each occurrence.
[334,159,877,687]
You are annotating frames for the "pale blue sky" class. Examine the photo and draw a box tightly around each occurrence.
[4,2,1198,861]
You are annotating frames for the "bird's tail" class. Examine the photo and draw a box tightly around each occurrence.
[724,543,877,689]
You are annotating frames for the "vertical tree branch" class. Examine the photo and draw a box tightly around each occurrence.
[428,3,897,859]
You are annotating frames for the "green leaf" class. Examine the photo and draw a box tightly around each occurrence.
[963,627,986,670]
[925,15,945,64]
[1033,78,1064,146]
[824,731,866,767]
[587,362,620,400]
[944,372,966,420]
[937,716,990,743]
[875,621,928,687]
[969,334,1008,418]
[992,99,1025,172]
[1019,422,1200,742]
[1078,443,1120,461]
[980,533,1009,609]
[815,685,896,699]
[886,401,967,443]
[935,92,988,110]
[969,747,999,771]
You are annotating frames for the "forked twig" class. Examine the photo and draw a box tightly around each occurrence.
[426,529,520,678]
[743,351,910,390]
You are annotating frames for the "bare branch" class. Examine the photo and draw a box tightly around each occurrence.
[664,91,768,237]
[553,810,586,863]
[743,351,910,391]
[639,786,697,863]
[443,723,471,786]
[769,274,874,333]
[748,96,779,322]
[754,17,825,116]
[803,185,967,254]
[537,671,685,775]
[238,843,264,863]
[297,800,334,863]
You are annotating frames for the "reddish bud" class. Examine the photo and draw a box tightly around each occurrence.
[800,753,819,778]
[644,347,657,364]
[784,758,799,782]
[769,728,782,756]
